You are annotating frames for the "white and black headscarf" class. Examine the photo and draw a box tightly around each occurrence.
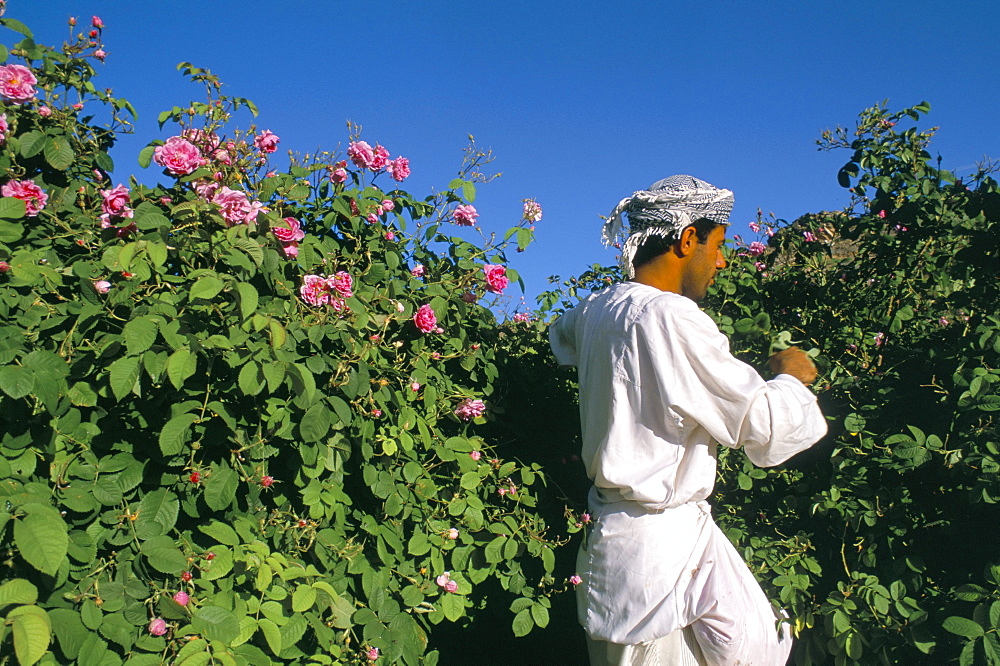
[602,175,733,278]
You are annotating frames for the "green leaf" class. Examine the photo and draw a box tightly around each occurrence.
[204,463,239,511]
[459,472,480,490]
[0,196,26,219]
[0,578,37,607]
[238,361,264,397]
[167,348,197,389]
[236,283,258,320]
[138,145,156,168]
[76,634,108,665]
[292,585,317,613]
[20,131,46,158]
[14,503,68,576]
[190,275,224,301]
[192,606,240,644]
[943,616,985,638]
[530,602,550,628]
[512,607,534,637]
[136,489,179,535]
[141,535,186,574]
[159,413,198,456]
[48,608,88,660]
[10,605,51,666]
[0,219,23,241]
[440,592,464,622]
[124,317,158,356]
[462,181,476,203]
[1,18,34,38]
[0,365,34,399]
[43,135,75,170]
[299,403,331,443]
[199,521,240,546]
[258,618,282,656]
[108,355,141,400]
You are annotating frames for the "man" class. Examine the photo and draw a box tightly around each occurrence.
[549,175,827,665]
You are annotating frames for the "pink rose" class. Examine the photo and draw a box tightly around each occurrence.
[483,264,508,294]
[749,221,760,233]
[522,199,542,223]
[802,231,816,242]
[94,49,107,61]
[212,149,232,165]
[413,304,437,333]
[410,264,425,278]
[0,64,38,102]
[348,141,375,169]
[172,591,189,606]
[0,261,9,274]
[92,16,104,28]
[153,136,205,176]
[447,528,459,540]
[300,274,333,307]
[329,167,348,183]
[569,575,582,586]
[273,217,305,243]
[385,231,395,241]
[453,204,478,226]
[38,105,52,117]
[328,271,353,299]
[512,312,531,323]
[254,130,280,154]
[410,381,421,392]
[261,475,274,487]
[367,647,380,661]
[0,113,8,143]
[211,186,263,226]
[470,450,481,461]
[381,199,395,212]
[148,618,167,636]
[100,184,132,218]
[370,145,390,170]
[748,242,766,257]
[878,210,887,219]
[388,157,411,182]
[2,179,48,217]
[93,280,111,294]
[194,180,219,201]
[454,398,486,421]
[435,572,459,593]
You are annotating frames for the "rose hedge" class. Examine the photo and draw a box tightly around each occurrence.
[531,102,1000,665]
[0,15,569,666]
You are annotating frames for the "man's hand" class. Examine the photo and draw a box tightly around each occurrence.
[768,346,818,385]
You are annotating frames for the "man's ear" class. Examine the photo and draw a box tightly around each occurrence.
[675,225,699,257]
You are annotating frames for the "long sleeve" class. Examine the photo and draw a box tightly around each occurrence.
[643,303,827,468]
[549,308,580,367]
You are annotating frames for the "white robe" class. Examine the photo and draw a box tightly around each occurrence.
[550,282,827,664]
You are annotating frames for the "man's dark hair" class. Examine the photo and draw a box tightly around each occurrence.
[631,218,722,271]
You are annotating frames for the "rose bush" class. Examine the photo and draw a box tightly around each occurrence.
[0,14,562,666]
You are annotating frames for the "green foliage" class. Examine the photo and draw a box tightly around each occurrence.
[532,101,1000,664]
[0,14,562,665]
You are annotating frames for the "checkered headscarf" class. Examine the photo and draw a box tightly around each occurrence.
[602,175,733,277]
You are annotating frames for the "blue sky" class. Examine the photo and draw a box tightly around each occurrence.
[11,1,1000,306]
